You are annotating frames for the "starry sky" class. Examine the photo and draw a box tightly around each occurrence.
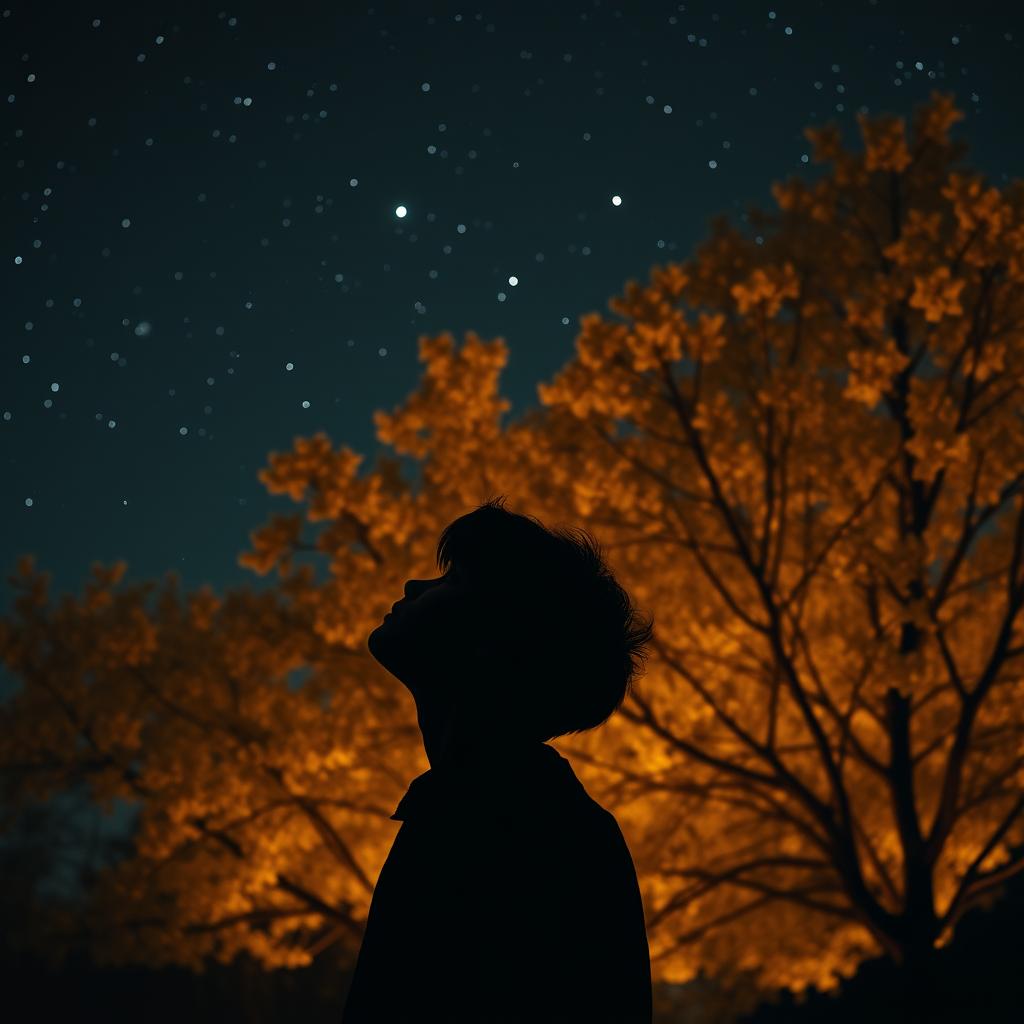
[4,1,1023,636]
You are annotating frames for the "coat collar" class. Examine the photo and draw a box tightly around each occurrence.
[390,742,579,822]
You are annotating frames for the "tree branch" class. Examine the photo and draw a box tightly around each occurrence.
[939,793,1024,932]
[262,765,375,894]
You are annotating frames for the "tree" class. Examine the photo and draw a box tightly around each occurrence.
[522,88,1024,992]
[1,90,1022,1000]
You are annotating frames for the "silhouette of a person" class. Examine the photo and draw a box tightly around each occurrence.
[341,501,653,1023]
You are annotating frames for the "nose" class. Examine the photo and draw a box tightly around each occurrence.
[404,571,447,603]
[405,575,434,599]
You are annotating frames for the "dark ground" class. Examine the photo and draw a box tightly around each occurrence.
[2,867,1019,1024]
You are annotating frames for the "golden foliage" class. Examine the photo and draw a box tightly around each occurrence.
[2,91,1023,996]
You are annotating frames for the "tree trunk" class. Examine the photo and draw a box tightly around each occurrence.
[893,941,944,1022]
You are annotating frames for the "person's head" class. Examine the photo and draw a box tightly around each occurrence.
[367,495,655,744]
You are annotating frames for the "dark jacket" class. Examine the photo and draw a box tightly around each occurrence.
[341,742,652,1023]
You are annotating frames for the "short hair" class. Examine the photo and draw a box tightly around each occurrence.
[434,495,655,743]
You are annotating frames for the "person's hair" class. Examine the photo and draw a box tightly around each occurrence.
[434,495,655,743]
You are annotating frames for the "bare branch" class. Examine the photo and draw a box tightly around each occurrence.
[929,467,1024,616]
[885,688,932,918]
[184,905,311,935]
[262,765,375,894]
[785,609,889,779]
[647,635,782,771]
[662,493,769,634]
[274,874,361,930]
[651,895,774,956]
[926,539,1024,863]
[779,456,898,618]
[850,812,900,909]
[940,793,1024,932]
[618,687,780,790]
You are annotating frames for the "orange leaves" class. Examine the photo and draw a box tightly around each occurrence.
[575,311,627,372]
[905,208,944,246]
[629,319,684,372]
[187,585,222,631]
[730,262,800,318]
[904,376,972,482]
[237,513,304,577]
[91,560,129,589]
[79,560,128,611]
[538,318,648,426]
[0,552,410,968]
[842,294,887,336]
[911,90,964,145]
[417,329,457,372]
[805,93,965,201]
[941,172,1009,233]
[857,112,912,173]
[94,604,160,669]
[649,261,690,299]
[940,171,1015,266]
[964,340,1006,383]
[804,122,844,165]
[771,177,809,214]
[881,210,946,274]
[909,266,967,323]
[841,341,910,408]
[373,330,513,478]
[548,276,729,404]
[690,311,728,364]
[571,475,604,518]
[803,121,862,187]
[258,433,364,520]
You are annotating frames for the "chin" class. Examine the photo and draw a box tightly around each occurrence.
[367,615,398,658]
[367,620,386,654]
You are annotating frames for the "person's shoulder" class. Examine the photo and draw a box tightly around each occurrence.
[577,799,634,858]
[544,748,625,824]
[541,758,631,845]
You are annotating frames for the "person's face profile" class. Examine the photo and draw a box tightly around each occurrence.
[367,566,479,699]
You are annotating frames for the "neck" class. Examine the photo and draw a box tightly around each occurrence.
[416,696,537,771]
[416,697,457,769]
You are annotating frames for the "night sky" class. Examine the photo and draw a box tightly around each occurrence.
[4,1,1024,632]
